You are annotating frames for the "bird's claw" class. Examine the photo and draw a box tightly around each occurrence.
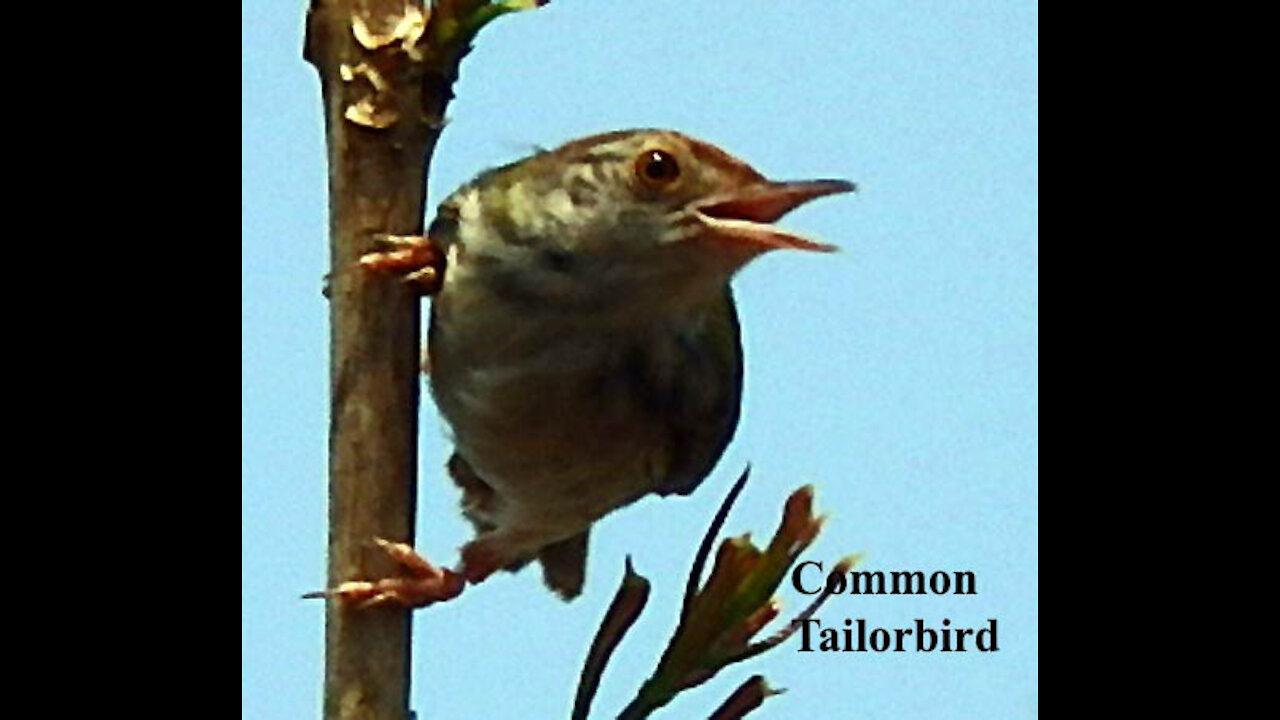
[303,537,465,609]
[359,234,446,296]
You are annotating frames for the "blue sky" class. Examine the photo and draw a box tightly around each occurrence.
[243,1,1037,718]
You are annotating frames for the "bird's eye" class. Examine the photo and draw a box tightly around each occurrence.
[635,149,680,187]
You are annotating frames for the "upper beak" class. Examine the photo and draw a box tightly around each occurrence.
[694,179,856,253]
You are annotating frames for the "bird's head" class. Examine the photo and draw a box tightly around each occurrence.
[432,129,854,311]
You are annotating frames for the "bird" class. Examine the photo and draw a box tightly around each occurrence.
[333,129,853,605]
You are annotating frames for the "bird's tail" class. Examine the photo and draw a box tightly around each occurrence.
[537,530,589,600]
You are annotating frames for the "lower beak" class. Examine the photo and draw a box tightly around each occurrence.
[694,179,856,253]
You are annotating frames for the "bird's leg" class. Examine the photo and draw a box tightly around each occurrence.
[459,534,520,584]
[359,233,446,296]
[459,527,567,585]
[303,538,464,609]
[446,455,534,583]
[448,453,501,529]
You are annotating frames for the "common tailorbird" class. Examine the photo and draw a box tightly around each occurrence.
[320,129,854,605]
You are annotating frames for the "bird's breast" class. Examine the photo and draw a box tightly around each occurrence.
[428,280,687,522]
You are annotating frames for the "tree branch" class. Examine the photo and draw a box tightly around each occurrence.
[303,2,543,718]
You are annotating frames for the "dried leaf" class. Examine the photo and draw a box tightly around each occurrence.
[572,558,651,720]
[707,675,783,720]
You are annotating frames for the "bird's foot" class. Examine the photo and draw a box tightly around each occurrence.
[359,234,445,296]
[303,538,464,609]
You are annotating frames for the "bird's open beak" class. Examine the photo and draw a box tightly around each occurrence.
[694,179,855,253]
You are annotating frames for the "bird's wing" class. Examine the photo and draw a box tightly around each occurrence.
[652,286,744,497]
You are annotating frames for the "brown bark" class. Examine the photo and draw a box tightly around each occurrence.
[303,2,458,718]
